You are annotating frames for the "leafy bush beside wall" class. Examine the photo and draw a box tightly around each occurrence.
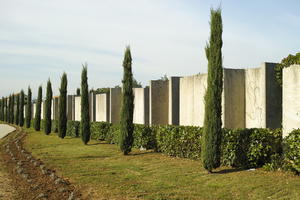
[66,121,80,137]
[283,129,300,174]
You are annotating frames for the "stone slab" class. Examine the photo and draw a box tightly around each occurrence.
[95,93,110,122]
[133,87,149,124]
[109,88,121,124]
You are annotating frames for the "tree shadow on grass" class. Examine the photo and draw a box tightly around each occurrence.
[213,168,246,174]
[76,155,109,159]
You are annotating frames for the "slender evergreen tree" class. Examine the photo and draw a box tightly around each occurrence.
[80,65,90,144]
[26,87,32,128]
[11,94,15,124]
[119,46,134,155]
[4,97,7,122]
[7,95,11,123]
[201,8,223,173]
[0,98,2,121]
[44,79,53,135]
[58,73,68,138]
[15,94,20,125]
[19,90,25,126]
[34,86,42,131]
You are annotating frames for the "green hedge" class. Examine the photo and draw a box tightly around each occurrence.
[51,120,58,133]
[222,128,282,168]
[66,121,80,137]
[283,129,300,174]
[156,125,202,160]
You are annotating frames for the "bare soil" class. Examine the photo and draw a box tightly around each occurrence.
[0,126,84,200]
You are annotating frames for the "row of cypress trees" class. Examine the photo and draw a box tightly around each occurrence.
[0,8,223,169]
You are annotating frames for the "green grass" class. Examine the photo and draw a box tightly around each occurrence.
[23,128,300,200]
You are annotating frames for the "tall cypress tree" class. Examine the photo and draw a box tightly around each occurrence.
[0,98,2,121]
[34,86,42,131]
[11,94,15,124]
[201,8,223,173]
[80,65,90,144]
[8,95,11,123]
[58,73,68,138]
[4,97,7,122]
[26,87,32,128]
[15,94,20,125]
[19,90,25,126]
[119,46,134,155]
[44,79,53,135]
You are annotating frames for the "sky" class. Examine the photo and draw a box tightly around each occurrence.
[0,0,299,98]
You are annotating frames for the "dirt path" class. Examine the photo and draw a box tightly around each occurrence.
[0,126,84,200]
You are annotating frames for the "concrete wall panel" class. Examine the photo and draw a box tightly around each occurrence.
[149,80,169,125]
[282,65,300,136]
[74,96,81,121]
[109,88,121,124]
[133,87,149,124]
[168,77,180,125]
[95,93,110,122]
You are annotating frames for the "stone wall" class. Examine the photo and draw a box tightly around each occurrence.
[282,65,300,137]
[95,93,110,122]
[168,77,181,125]
[245,62,281,129]
[179,74,207,126]
[74,96,81,121]
[109,88,121,124]
[149,80,169,125]
[67,95,74,121]
[133,87,149,124]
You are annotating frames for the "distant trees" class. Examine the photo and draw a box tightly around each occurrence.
[119,46,134,155]
[11,94,15,123]
[5,98,8,122]
[7,95,11,123]
[34,86,43,131]
[44,79,53,135]
[80,65,90,144]
[26,87,32,128]
[201,8,223,173]
[15,94,19,125]
[19,90,25,126]
[58,73,68,138]
[76,88,80,96]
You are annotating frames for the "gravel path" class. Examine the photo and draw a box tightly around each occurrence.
[0,124,15,139]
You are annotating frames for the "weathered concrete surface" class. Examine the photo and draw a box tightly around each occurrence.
[223,69,245,128]
[67,95,74,121]
[283,65,300,136]
[32,103,36,119]
[52,97,59,120]
[0,124,15,139]
[180,74,207,126]
[89,93,96,122]
[95,93,110,122]
[133,87,149,124]
[168,77,181,125]
[109,88,121,124]
[41,101,44,119]
[149,80,169,125]
[74,96,81,121]
[245,62,281,129]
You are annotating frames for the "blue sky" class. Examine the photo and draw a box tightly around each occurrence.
[0,0,299,97]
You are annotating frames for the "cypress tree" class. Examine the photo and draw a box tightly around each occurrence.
[11,94,15,123]
[80,65,90,144]
[15,94,20,125]
[7,95,11,123]
[58,73,68,138]
[201,8,223,173]
[4,97,7,122]
[19,90,25,126]
[44,79,53,135]
[119,46,134,155]
[34,86,42,131]
[26,87,32,128]
[0,98,2,121]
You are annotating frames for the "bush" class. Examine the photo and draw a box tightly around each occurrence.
[222,128,282,168]
[283,130,300,174]
[156,125,202,160]
[133,124,156,150]
[51,120,58,133]
[90,122,111,140]
[66,121,80,137]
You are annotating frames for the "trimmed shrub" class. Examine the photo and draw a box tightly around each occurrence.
[90,121,111,140]
[156,125,202,160]
[283,130,300,174]
[66,121,80,137]
[221,128,282,168]
[133,124,156,150]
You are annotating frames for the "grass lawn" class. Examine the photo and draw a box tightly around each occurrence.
[23,127,300,200]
